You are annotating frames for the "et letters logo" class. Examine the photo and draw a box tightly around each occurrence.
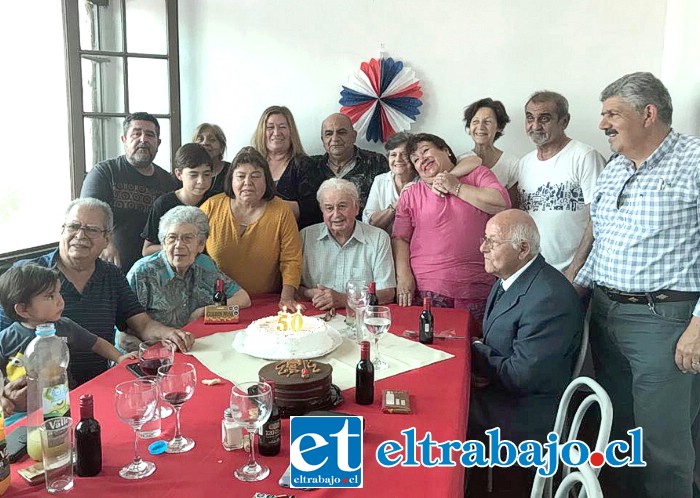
[289,416,363,488]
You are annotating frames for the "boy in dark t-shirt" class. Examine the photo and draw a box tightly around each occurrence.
[0,265,134,417]
[141,143,214,257]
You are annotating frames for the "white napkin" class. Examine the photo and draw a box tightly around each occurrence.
[186,313,453,391]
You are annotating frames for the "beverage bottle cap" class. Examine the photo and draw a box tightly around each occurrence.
[215,279,224,292]
[148,440,168,455]
[368,282,376,293]
[360,341,370,354]
[35,323,56,337]
[79,394,94,418]
[423,297,431,309]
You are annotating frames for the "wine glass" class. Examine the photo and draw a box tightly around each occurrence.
[114,379,159,479]
[139,340,175,418]
[157,363,197,453]
[346,280,369,340]
[363,305,391,370]
[230,382,273,481]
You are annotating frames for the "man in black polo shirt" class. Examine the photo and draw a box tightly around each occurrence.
[81,112,179,272]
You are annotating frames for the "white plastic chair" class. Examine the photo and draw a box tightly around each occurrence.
[530,376,613,498]
[553,463,604,498]
[572,306,591,378]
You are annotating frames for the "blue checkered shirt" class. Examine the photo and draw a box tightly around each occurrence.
[575,131,700,316]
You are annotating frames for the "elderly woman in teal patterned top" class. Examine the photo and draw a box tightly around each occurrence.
[123,206,251,350]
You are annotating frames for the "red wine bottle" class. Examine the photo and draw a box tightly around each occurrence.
[213,278,227,305]
[355,341,374,405]
[259,380,281,456]
[367,281,379,306]
[75,394,102,477]
[419,297,434,344]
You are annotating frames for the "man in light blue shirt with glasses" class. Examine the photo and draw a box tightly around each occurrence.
[575,72,700,498]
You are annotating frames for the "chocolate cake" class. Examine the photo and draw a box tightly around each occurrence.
[258,359,334,416]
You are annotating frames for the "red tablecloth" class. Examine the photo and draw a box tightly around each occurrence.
[7,295,472,497]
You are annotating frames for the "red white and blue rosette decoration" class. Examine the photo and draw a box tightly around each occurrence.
[339,57,423,143]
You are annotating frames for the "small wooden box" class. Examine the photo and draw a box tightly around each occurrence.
[204,305,240,324]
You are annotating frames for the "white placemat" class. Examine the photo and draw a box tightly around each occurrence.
[186,314,453,390]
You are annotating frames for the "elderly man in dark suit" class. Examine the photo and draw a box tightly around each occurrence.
[469,209,584,445]
[466,209,583,496]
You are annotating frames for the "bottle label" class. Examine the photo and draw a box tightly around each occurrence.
[263,420,281,444]
[424,324,430,333]
[43,383,70,418]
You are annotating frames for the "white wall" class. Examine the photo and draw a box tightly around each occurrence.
[178,0,686,162]
[662,0,700,136]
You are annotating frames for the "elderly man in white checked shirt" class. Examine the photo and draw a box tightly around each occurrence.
[573,72,700,498]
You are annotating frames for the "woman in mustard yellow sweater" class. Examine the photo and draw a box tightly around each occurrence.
[200,147,302,309]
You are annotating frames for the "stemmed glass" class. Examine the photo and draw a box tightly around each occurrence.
[139,339,175,418]
[114,379,159,479]
[346,280,369,340]
[157,363,197,453]
[230,381,273,481]
[363,305,392,370]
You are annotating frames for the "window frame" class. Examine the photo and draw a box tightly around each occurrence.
[62,0,181,198]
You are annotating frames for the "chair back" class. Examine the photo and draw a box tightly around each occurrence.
[572,306,590,378]
[530,376,612,498]
[553,463,604,498]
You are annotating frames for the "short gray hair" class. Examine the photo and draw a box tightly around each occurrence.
[158,206,210,245]
[65,198,113,231]
[316,178,360,206]
[508,220,540,255]
[600,72,673,126]
[526,91,569,121]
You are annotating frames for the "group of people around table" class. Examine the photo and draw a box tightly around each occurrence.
[0,71,699,498]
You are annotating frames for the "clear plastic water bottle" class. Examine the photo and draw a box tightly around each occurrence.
[25,323,71,461]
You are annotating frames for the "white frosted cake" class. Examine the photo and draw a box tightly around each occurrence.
[242,315,334,358]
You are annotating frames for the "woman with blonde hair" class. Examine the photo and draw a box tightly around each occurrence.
[252,105,317,227]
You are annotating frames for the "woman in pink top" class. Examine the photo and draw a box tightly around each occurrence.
[392,133,510,321]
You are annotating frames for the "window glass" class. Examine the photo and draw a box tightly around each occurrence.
[127,57,170,115]
[125,0,167,54]
[79,0,123,52]
[82,55,125,113]
[156,118,172,173]
[84,117,125,172]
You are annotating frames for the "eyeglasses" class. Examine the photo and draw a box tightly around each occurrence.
[479,237,515,249]
[62,223,108,239]
[164,233,198,245]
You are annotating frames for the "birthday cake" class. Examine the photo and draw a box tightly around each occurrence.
[259,360,334,416]
[242,314,333,359]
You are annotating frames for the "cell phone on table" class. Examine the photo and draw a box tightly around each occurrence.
[279,464,291,487]
[126,362,146,377]
[6,425,27,463]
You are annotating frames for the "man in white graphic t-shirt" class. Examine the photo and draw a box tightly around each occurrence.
[514,91,605,279]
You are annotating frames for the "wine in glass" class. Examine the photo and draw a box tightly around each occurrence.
[114,379,159,479]
[139,340,175,420]
[363,305,391,370]
[139,339,175,376]
[157,363,196,453]
[345,280,368,339]
[230,382,273,481]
